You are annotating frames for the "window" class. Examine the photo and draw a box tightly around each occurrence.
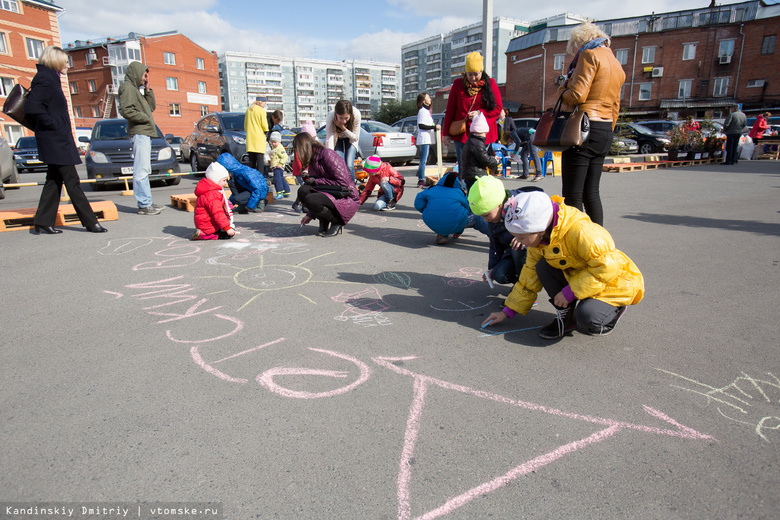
[747,79,765,88]
[164,52,176,65]
[26,38,45,59]
[68,55,73,67]
[198,81,207,94]
[166,77,178,90]
[87,80,96,93]
[196,57,205,70]
[85,51,93,65]
[642,46,655,64]
[0,0,19,13]
[678,79,692,98]
[70,82,78,94]
[0,32,7,54]
[762,35,776,55]
[718,40,735,58]
[713,77,729,97]
[0,76,14,96]
[553,54,566,70]
[200,105,209,117]
[91,105,100,117]
[169,103,181,116]
[615,49,629,65]
[639,82,652,101]
[682,43,696,60]
[74,106,83,118]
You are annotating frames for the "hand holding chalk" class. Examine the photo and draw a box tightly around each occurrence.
[481,319,493,329]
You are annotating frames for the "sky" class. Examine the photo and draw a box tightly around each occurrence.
[56,0,736,63]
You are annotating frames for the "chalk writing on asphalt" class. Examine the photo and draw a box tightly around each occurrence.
[657,368,780,441]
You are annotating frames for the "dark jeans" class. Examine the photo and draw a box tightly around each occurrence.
[248,152,267,177]
[561,121,612,226]
[725,134,741,164]
[491,246,527,285]
[535,258,622,330]
[34,164,98,228]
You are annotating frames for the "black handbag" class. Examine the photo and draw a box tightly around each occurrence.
[314,184,353,199]
[532,90,590,152]
[2,83,34,130]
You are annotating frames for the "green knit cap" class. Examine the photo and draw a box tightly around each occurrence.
[362,155,382,172]
[468,175,507,215]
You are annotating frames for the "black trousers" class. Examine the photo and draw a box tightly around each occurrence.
[297,185,342,224]
[248,152,267,176]
[34,164,98,228]
[561,121,613,226]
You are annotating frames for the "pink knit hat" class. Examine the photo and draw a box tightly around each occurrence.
[470,112,489,133]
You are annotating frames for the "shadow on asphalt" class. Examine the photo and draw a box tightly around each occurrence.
[623,213,780,237]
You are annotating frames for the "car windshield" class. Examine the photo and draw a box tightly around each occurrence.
[361,121,395,133]
[168,137,183,144]
[93,121,164,139]
[220,114,245,131]
[16,137,37,148]
[630,124,656,135]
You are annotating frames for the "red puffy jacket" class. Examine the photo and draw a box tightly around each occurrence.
[359,162,405,205]
[194,177,232,234]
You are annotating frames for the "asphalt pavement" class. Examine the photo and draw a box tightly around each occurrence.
[1,159,778,519]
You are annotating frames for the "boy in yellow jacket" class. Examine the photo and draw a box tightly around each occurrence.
[268,131,290,199]
[482,191,644,339]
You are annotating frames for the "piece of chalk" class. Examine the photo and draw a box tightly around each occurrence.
[481,319,494,329]
[484,270,494,289]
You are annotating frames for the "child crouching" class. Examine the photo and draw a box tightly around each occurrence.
[192,162,236,240]
[358,155,405,211]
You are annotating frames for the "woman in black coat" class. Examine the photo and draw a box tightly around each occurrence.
[25,46,106,234]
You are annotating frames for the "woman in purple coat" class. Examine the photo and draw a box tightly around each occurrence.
[292,133,359,237]
[25,46,106,234]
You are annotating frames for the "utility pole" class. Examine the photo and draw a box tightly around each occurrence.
[482,0,493,76]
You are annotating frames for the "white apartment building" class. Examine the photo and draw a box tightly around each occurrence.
[219,52,401,126]
[401,17,529,101]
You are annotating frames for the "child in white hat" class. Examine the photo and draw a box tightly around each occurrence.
[460,112,498,192]
[481,190,644,339]
[268,131,290,199]
[192,162,235,240]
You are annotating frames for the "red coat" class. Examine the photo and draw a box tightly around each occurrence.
[194,177,232,234]
[442,76,503,145]
[749,115,768,139]
[359,163,405,205]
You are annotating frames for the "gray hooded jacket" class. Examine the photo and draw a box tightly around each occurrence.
[118,61,157,137]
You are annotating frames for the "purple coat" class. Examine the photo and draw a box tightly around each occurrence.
[307,147,359,224]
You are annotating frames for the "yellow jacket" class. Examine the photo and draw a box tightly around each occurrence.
[505,197,644,315]
[244,104,269,153]
[557,46,625,130]
[268,142,288,169]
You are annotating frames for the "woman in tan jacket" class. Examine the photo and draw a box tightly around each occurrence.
[557,22,625,226]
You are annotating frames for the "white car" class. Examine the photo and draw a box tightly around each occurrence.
[318,120,417,166]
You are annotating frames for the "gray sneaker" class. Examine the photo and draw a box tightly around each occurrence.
[138,205,162,215]
[151,203,166,211]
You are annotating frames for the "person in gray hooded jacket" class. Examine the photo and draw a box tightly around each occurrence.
[118,61,162,214]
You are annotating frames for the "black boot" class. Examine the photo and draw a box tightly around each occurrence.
[538,301,578,339]
[317,219,330,236]
[312,206,339,237]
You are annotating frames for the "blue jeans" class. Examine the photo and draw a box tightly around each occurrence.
[520,142,542,176]
[373,180,395,211]
[335,138,356,182]
[417,144,430,182]
[132,134,152,208]
[454,140,464,174]
[272,167,289,195]
[491,246,527,285]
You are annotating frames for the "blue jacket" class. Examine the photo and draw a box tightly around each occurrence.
[217,153,267,209]
[414,172,469,236]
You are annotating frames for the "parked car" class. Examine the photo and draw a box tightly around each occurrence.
[317,120,416,165]
[612,136,638,155]
[613,123,671,154]
[12,136,48,172]
[0,135,21,199]
[81,118,180,191]
[637,120,680,135]
[186,112,248,172]
[165,135,184,161]
[391,113,456,163]
[180,133,195,163]
[513,117,539,131]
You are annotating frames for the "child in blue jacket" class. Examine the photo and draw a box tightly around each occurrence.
[414,171,489,245]
[217,152,268,213]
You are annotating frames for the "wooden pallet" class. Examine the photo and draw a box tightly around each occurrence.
[0,200,118,232]
[170,189,274,212]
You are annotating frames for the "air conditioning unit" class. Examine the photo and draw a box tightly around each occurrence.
[719,55,732,64]
[651,67,664,78]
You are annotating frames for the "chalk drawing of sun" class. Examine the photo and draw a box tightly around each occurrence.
[202,251,362,311]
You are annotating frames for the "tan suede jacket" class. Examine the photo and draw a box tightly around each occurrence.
[557,46,625,130]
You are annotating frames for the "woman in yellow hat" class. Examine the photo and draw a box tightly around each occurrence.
[442,51,503,173]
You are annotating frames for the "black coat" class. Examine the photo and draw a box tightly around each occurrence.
[24,64,81,165]
[461,134,497,183]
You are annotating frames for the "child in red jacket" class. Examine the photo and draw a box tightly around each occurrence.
[358,155,405,211]
[192,162,236,240]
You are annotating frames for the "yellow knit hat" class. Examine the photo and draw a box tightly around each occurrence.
[465,52,484,73]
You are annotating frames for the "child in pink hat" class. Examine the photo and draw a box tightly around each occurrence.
[358,155,405,211]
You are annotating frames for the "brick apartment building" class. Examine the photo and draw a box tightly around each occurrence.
[505,0,780,120]
[65,31,219,137]
[0,0,69,146]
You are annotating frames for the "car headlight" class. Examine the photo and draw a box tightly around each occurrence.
[232,136,246,145]
[659,138,670,144]
[89,151,109,163]
[158,147,172,160]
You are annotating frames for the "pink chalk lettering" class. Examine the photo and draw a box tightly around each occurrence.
[166,314,243,344]
[148,298,223,324]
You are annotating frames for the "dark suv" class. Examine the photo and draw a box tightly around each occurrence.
[13,136,48,172]
[82,119,180,191]
[186,112,248,172]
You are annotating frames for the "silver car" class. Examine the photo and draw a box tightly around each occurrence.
[0,135,21,200]
[317,120,417,166]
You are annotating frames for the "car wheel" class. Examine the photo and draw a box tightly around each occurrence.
[639,142,655,155]
[190,153,199,173]
[165,177,181,186]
